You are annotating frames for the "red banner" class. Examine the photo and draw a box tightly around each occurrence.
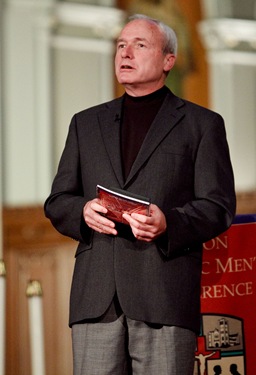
[194,215,256,375]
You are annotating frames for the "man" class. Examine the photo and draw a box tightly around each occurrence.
[44,14,236,375]
[230,364,241,375]
[213,365,222,375]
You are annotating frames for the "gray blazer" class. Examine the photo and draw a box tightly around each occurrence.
[44,89,236,334]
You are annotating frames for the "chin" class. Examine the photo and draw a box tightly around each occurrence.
[117,74,134,84]
[118,80,133,87]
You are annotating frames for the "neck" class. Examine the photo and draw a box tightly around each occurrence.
[124,82,166,97]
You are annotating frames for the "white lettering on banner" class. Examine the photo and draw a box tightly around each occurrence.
[201,282,253,299]
[201,236,256,300]
[202,257,256,275]
[216,257,256,273]
[203,236,228,251]
[202,261,210,275]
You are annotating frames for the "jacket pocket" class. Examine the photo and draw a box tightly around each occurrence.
[75,234,94,257]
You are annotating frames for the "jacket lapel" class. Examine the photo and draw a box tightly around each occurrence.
[98,92,185,188]
[124,92,185,186]
[98,97,125,186]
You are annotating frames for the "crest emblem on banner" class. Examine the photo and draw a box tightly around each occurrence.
[194,313,245,375]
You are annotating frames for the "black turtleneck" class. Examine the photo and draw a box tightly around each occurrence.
[121,86,168,180]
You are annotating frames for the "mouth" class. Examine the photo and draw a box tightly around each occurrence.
[121,64,133,70]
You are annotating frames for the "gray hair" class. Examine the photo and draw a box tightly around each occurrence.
[128,14,178,56]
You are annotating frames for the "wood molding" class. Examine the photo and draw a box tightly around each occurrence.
[236,191,256,215]
[3,205,73,250]
[3,206,75,375]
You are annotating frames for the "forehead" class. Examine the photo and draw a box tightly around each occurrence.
[118,19,163,44]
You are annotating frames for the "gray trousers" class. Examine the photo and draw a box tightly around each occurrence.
[72,314,196,375]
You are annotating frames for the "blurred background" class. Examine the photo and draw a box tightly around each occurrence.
[0,0,256,374]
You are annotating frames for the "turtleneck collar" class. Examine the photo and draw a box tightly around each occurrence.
[124,85,169,104]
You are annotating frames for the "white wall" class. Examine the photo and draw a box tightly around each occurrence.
[1,0,124,205]
[2,0,55,205]
[199,1,256,192]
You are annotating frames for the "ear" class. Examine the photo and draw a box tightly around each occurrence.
[164,54,176,73]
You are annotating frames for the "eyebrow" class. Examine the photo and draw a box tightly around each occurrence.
[116,37,148,44]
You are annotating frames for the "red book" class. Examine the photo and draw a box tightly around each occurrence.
[96,185,150,224]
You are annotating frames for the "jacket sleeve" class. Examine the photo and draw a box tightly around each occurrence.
[44,115,92,244]
[158,113,236,258]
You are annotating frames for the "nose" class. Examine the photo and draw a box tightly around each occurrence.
[121,45,133,58]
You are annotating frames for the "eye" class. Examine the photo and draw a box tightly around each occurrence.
[117,43,125,49]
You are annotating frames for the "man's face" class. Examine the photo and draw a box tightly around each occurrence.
[115,19,175,96]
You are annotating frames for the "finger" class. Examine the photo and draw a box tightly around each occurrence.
[90,200,108,215]
[95,216,118,235]
[130,212,151,224]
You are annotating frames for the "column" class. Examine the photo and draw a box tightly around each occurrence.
[2,0,54,205]
[198,2,256,192]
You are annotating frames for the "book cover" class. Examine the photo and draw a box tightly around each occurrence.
[96,185,150,224]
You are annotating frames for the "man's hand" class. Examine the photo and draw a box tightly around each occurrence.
[122,204,167,242]
[83,198,117,235]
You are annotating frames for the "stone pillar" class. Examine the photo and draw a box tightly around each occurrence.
[2,0,54,205]
[1,0,125,205]
[198,1,256,192]
[51,3,125,168]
